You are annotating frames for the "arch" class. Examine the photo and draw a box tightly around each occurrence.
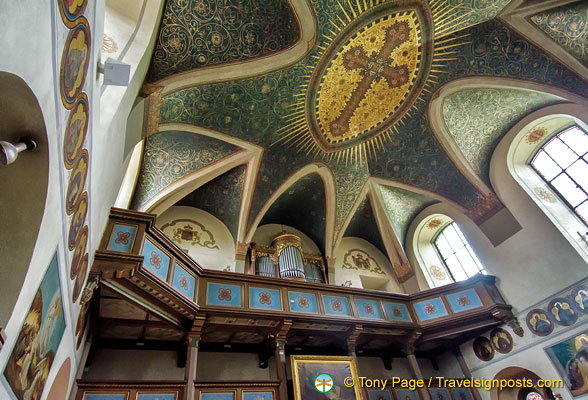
[245,163,336,259]
[491,102,588,264]
[0,72,49,327]
[428,77,588,196]
[490,367,553,400]
[156,0,318,95]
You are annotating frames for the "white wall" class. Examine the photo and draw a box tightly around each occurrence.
[196,352,277,381]
[156,206,236,272]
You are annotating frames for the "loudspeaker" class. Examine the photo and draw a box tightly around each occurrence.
[100,57,130,86]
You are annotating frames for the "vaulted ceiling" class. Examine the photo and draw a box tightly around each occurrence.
[130,0,588,280]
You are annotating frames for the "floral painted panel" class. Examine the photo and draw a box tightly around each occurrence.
[147,0,300,82]
[395,389,418,400]
[287,291,319,314]
[206,282,243,307]
[531,2,588,65]
[443,89,561,182]
[446,289,483,313]
[131,131,238,208]
[368,389,393,400]
[107,224,137,252]
[382,301,413,323]
[430,387,452,400]
[84,395,128,400]
[249,287,282,311]
[354,299,384,320]
[322,295,353,317]
[379,185,437,244]
[171,263,196,301]
[413,298,448,321]
[141,238,171,282]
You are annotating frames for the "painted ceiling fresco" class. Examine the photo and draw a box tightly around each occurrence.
[176,164,246,241]
[133,0,588,263]
[379,185,437,245]
[442,88,562,183]
[258,173,326,254]
[131,131,238,208]
[147,0,300,82]
[531,2,588,66]
[343,197,387,257]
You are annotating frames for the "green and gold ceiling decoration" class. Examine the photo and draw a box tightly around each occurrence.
[274,0,473,164]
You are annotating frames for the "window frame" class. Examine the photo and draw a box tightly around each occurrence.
[530,124,588,226]
[432,221,485,283]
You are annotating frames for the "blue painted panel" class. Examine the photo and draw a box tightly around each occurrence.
[171,263,196,301]
[141,238,170,281]
[323,295,352,316]
[430,387,452,400]
[107,224,137,252]
[396,389,418,400]
[368,390,393,400]
[382,302,412,322]
[355,299,384,319]
[288,291,319,313]
[453,388,474,400]
[138,394,176,400]
[243,392,274,400]
[249,287,282,311]
[446,289,483,313]
[200,393,234,400]
[206,282,243,307]
[414,298,448,321]
[84,395,127,400]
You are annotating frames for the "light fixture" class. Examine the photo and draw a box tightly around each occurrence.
[0,137,36,165]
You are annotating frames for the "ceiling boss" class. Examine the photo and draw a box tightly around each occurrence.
[275,0,469,165]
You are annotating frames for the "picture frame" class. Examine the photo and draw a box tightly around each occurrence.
[291,355,362,400]
[544,330,588,397]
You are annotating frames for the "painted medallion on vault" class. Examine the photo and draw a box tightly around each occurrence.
[306,3,430,152]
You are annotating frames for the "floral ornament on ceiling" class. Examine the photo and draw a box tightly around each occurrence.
[364,303,374,315]
[427,218,443,229]
[429,265,446,280]
[218,288,232,301]
[342,249,384,274]
[180,275,189,290]
[534,187,557,203]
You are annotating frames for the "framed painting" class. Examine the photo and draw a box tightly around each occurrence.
[242,390,275,400]
[544,330,588,397]
[291,355,362,400]
[83,394,129,400]
[200,392,235,400]
[137,393,178,400]
[3,252,66,400]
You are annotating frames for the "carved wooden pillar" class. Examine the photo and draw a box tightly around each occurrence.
[275,320,291,400]
[453,348,482,400]
[184,315,205,400]
[405,332,431,400]
[347,325,363,368]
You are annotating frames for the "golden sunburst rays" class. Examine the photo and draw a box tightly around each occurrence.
[272,0,470,167]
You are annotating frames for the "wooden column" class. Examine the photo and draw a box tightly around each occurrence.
[453,348,482,400]
[275,320,291,400]
[184,315,205,400]
[405,332,431,400]
[347,325,363,367]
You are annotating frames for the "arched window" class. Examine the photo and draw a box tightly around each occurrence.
[525,392,544,400]
[530,125,588,225]
[433,222,486,282]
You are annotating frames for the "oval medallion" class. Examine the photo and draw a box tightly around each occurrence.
[68,192,88,250]
[307,3,431,151]
[66,150,89,215]
[60,17,91,108]
[70,225,88,279]
[526,308,554,336]
[58,0,88,28]
[548,297,578,326]
[63,93,89,169]
[72,253,88,303]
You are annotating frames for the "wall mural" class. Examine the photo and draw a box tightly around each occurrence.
[176,165,245,241]
[161,218,219,249]
[3,253,65,400]
[442,88,561,183]
[57,0,91,351]
[489,328,514,354]
[379,185,437,244]
[131,131,239,208]
[544,330,588,398]
[147,0,300,82]
[342,249,384,275]
[531,2,588,66]
[473,336,494,362]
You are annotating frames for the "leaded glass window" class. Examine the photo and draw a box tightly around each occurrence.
[433,222,485,282]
